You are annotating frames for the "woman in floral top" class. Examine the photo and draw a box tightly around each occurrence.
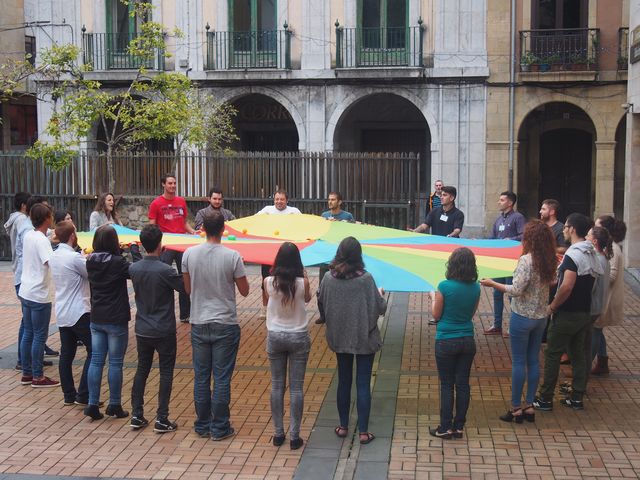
[481,220,557,423]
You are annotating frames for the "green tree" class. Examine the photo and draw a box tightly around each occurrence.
[26,1,236,192]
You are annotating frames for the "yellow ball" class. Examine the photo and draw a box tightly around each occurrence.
[242,229,248,234]
[199,231,206,237]
[274,230,280,236]
[223,230,229,236]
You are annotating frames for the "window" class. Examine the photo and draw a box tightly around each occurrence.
[360,0,407,49]
[25,36,36,65]
[533,0,587,30]
[107,0,137,36]
[229,0,277,67]
[9,103,37,146]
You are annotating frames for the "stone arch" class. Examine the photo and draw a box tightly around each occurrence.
[325,88,438,151]
[214,87,307,151]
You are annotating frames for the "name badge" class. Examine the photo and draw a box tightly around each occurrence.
[440,214,448,222]
[499,224,505,232]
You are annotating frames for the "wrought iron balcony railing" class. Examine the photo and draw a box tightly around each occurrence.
[519,28,600,72]
[204,26,292,70]
[82,31,165,71]
[335,21,425,68]
[618,27,629,70]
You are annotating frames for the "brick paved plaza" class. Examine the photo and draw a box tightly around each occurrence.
[0,264,639,480]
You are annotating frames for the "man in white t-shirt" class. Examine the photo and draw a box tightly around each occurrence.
[182,211,249,440]
[256,190,301,318]
[18,203,59,388]
[49,221,93,405]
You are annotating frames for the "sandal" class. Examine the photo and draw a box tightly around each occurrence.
[359,432,375,444]
[334,426,348,438]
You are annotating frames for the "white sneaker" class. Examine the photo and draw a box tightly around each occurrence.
[258,307,266,320]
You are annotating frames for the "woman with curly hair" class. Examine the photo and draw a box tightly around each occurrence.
[482,220,557,424]
[430,247,480,439]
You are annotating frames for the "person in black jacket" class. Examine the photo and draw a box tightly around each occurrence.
[129,225,185,433]
[84,225,133,420]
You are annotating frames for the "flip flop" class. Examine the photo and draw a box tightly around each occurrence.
[359,432,375,444]
[335,426,348,438]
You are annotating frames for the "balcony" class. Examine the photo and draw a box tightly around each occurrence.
[519,28,600,73]
[335,22,425,68]
[82,31,165,71]
[618,27,629,70]
[204,26,292,70]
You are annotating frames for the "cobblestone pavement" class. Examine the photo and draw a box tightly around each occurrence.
[0,263,639,480]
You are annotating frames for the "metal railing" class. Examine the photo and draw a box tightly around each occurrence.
[519,28,600,72]
[618,27,629,70]
[82,31,165,70]
[205,26,292,70]
[335,21,425,68]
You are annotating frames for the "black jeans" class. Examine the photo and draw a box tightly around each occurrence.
[336,353,375,433]
[435,336,476,432]
[131,334,177,420]
[58,313,92,403]
[160,249,190,320]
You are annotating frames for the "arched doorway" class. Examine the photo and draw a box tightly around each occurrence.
[614,116,626,219]
[230,94,299,151]
[517,102,596,218]
[333,93,431,191]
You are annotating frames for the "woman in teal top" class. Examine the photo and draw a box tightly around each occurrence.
[430,247,480,439]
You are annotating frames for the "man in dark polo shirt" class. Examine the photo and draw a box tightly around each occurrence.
[534,213,603,412]
[413,186,464,237]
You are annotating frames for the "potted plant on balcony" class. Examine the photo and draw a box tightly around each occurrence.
[548,52,563,71]
[520,52,537,72]
[538,54,551,72]
[569,52,588,71]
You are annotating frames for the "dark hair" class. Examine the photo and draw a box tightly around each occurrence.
[597,215,627,243]
[445,247,478,283]
[26,196,45,215]
[501,191,517,205]
[140,224,163,253]
[161,173,176,185]
[441,186,457,199]
[30,203,52,228]
[271,242,304,306]
[521,220,557,284]
[330,236,365,279]
[274,189,288,199]
[54,210,74,225]
[202,211,225,238]
[328,191,343,202]
[566,213,593,239]
[590,226,613,260]
[94,192,118,223]
[542,198,560,215]
[14,192,31,211]
[92,224,120,255]
[208,187,223,198]
[55,220,76,244]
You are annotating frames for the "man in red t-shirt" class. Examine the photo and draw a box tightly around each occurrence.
[149,173,195,322]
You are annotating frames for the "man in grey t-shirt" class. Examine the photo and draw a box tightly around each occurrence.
[182,211,249,440]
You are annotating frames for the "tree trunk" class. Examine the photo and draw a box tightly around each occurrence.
[107,146,115,193]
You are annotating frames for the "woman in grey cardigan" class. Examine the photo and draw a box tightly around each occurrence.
[89,193,121,231]
[317,237,387,445]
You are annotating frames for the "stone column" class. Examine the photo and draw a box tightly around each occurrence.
[624,113,640,268]
[594,141,616,216]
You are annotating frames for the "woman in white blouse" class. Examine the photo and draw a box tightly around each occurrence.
[263,242,312,450]
[481,220,558,423]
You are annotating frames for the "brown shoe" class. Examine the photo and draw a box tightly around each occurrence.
[484,326,502,335]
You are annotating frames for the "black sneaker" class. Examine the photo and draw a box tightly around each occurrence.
[154,418,178,433]
[84,405,104,420]
[533,397,553,411]
[212,427,236,441]
[105,404,129,418]
[560,398,584,410]
[14,363,22,372]
[131,416,150,429]
[428,427,452,439]
[44,346,59,357]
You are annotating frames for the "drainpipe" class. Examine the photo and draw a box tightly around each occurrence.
[507,0,516,191]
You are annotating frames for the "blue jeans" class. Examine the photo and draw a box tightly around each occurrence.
[336,352,375,433]
[509,312,546,406]
[191,322,241,437]
[492,277,512,329]
[435,336,476,431]
[267,331,310,439]
[15,284,24,362]
[87,323,129,406]
[20,298,52,378]
[592,327,607,359]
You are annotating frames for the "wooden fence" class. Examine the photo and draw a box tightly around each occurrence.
[0,151,426,259]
